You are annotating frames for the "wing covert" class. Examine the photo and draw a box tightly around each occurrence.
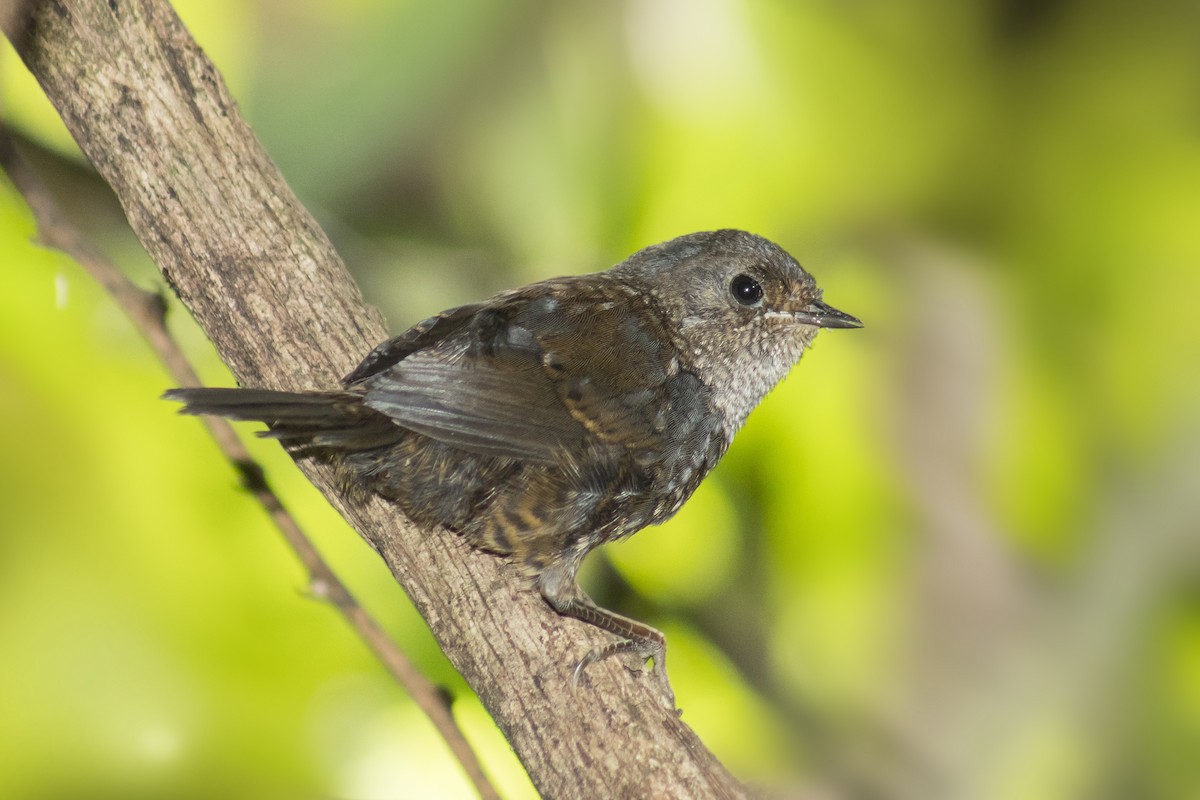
[356,282,696,466]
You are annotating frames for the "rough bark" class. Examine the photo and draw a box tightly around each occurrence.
[3,1,748,797]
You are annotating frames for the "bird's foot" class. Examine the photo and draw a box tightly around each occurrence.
[571,637,678,714]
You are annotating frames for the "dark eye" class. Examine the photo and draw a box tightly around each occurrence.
[730,274,764,306]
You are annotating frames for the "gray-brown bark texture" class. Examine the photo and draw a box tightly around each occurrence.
[2,1,748,797]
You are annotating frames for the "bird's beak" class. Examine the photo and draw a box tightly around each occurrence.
[793,300,863,329]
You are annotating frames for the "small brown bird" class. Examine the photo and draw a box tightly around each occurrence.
[165,229,861,706]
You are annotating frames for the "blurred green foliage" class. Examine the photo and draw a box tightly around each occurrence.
[2,0,1199,798]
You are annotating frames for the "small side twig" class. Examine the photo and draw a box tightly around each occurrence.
[0,129,502,800]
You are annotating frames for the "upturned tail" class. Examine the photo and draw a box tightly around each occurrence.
[163,387,401,451]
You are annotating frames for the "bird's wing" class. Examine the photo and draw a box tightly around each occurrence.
[342,302,484,386]
[357,285,684,464]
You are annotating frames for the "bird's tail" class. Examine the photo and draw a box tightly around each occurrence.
[163,387,401,451]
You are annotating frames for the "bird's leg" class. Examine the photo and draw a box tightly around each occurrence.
[538,570,675,710]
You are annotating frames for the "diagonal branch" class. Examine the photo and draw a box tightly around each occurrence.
[2,1,749,797]
[0,127,501,800]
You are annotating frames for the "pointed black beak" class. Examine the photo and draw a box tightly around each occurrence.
[794,300,863,329]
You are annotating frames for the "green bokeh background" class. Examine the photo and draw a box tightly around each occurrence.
[3,1,1199,798]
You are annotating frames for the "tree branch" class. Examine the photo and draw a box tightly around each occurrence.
[3,1,748,796]
[0,127,500,800]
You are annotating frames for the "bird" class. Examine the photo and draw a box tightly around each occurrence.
[164,228,862,707]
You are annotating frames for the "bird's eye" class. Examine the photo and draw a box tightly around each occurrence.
[730,274,764,307]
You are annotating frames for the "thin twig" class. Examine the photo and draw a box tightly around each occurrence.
[0,128,502,800]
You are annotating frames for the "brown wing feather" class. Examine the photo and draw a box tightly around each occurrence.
[351,281,683,467]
